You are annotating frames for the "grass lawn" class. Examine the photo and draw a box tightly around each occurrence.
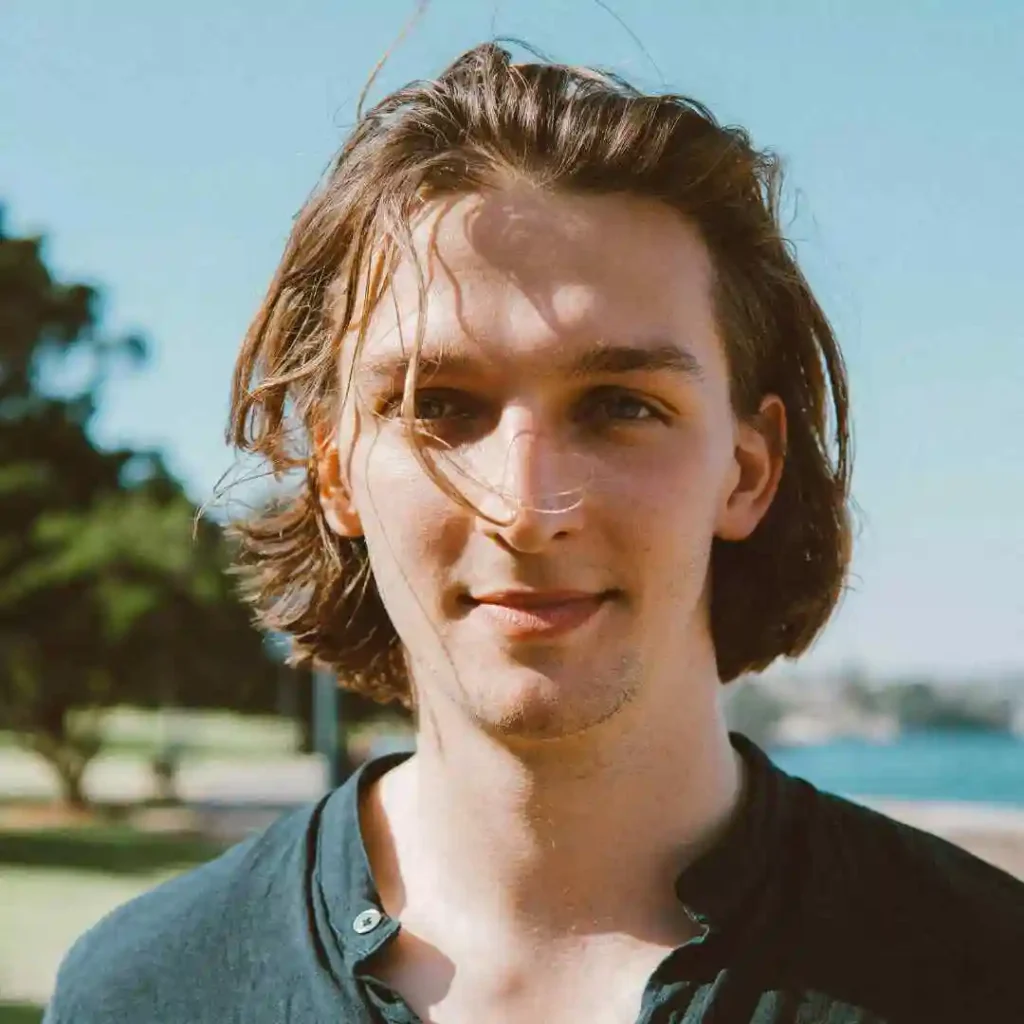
[0,825,225,875]
[0,1005,44,1024]
[0,823,227,1008]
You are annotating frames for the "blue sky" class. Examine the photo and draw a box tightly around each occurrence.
[3,1,1022,679]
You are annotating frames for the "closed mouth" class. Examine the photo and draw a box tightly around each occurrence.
[460,589,619,638]
[468,590,613,608]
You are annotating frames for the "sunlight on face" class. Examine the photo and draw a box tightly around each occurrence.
[329,184,768,742]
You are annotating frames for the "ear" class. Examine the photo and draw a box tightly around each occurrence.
[715,395,786,542]
[314,426,363,538]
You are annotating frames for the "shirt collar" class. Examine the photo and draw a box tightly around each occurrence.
[673,732,793,931]
[314,732,791,971]
[315,750,412,975]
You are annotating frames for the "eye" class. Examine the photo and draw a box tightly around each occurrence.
[580,388,663,425]
[377,388,478,423]
[412,389,476,421]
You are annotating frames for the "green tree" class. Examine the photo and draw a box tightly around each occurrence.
[0,209,280,806]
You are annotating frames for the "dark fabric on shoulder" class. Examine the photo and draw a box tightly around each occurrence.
[777,782,1024,1021]
[42,800,337,1024]
[632,735,1024,1022]
[680,736,1024,1023]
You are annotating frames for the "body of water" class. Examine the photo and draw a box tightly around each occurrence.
[369,729,1024,807]
[768,730,1024,807]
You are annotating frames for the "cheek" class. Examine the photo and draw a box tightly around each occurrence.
[612,424,730,517]
[352,440,467,602]
[602,428,732,580]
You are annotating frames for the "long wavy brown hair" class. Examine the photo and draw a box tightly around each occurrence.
[228,42,853,707]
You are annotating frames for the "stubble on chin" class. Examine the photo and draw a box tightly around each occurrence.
[465,651,644,744]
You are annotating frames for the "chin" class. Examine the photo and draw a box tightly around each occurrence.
[467,660,639,743]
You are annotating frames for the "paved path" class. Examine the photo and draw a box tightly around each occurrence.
[0,747,330,804]
[0,737,417,840]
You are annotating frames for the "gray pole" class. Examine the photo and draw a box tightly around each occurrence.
[313,668,344,790]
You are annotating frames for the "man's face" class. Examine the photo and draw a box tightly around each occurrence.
[323,185,781,741]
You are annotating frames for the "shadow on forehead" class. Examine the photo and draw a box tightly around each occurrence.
[422,185,682,283]
[357,188,709,368]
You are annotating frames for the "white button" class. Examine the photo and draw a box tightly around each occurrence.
[353,908,383,934]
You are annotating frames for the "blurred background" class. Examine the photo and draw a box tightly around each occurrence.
[2,1,1022,1018]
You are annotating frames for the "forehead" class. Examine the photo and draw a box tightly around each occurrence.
[350,185,724,379]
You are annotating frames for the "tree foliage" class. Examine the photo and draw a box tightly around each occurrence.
[0,208,282,805]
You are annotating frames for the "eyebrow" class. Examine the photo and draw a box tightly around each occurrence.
[358,341,704,386]
[570,342,704,380]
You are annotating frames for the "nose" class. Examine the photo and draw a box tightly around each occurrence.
[474,412,588,554]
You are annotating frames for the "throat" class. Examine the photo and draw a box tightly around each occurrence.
[360,728,743,941]
[364,759,701,939]
[366,916,700,1024]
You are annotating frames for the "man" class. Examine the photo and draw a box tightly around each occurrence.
[46,43,1024,1024]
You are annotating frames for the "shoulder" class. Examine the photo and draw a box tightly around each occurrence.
[804,783,1024,929]
[789,778,1024,1016]
[44,798,328,1024]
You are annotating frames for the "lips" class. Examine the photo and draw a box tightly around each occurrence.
[464,589,614,639]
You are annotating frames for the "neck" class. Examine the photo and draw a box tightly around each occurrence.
[364,662,743,946]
